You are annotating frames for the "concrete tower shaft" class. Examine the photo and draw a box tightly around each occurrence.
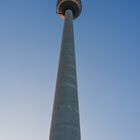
[49,9,81,140]
[56,0,82,19]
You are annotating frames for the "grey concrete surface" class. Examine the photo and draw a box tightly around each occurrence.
[49,9,81,140]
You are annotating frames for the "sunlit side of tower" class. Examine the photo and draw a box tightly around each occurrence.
[49,0,82,140]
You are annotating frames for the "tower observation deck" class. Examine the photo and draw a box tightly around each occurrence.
[49,1,82,140]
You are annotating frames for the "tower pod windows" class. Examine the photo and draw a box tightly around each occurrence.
[56,0,82,19]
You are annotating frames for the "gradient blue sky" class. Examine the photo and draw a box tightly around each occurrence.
[0,0,140,140]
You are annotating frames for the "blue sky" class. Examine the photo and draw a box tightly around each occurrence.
[0,0,140,140]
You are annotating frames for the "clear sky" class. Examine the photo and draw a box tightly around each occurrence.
[0,0,140,140]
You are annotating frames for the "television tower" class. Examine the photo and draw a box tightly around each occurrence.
[49,0,82,140]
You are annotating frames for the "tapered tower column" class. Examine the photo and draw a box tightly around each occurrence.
[49,1,82,140]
